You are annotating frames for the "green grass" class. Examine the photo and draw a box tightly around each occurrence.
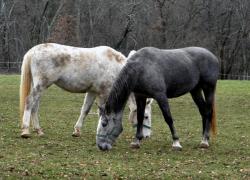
[0,75,249,179]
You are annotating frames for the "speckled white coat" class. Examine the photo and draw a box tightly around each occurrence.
[19,43,152,138]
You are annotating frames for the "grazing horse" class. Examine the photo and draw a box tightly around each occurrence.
[19,43,152,138]
[96,46,219,151]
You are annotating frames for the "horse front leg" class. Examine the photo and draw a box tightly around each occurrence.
[155,93,182,151]
[72,92,96,137]
[130,95,146,149]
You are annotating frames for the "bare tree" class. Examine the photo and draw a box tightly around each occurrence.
[0,0,249,76]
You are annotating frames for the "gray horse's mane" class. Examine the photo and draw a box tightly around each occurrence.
[105,63,138,114]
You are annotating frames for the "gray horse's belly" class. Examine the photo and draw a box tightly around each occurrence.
[166,71,199,98]
[167,83,195,98]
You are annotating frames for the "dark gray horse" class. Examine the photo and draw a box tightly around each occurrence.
[96,47,219,151]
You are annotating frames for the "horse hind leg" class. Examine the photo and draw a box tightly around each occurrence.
[72,92,96,137]
[21,84,44,137]
[21,75,51,138]
[21,96,33,138]
[31,101,44,136]
[201,84,217,148]
[190,87,209,148]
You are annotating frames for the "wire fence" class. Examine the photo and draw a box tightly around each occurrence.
[0,62,249,80]
[220,73,250,80]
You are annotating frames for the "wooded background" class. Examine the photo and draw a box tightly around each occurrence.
[0,0,249,79]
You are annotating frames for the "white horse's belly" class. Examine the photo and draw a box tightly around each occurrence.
[55,78,90,93]
[55,71,95,93]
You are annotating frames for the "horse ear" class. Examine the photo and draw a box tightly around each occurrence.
[127,50,136,58]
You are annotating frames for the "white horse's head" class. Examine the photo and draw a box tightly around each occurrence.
[96,106,123,151]
[129,98,153,137]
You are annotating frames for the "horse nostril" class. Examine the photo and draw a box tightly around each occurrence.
[98,143,103,150]
[144,116,149,119]
[98,142,112,151]
[106,143,112,150]
[98,143,106,151]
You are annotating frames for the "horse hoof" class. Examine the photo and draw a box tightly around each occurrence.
[34,128,44,136]
[130,141,140,149]
[37,130,44,137]
[172,140,182,151]
[172,145,182,151]
[21,134,31,138]
[200,142,209,149]
[72,128,81,137]
[21,129,31,138]
[72,131,81,137]
[72,133,80,137]
[200,139,209,148]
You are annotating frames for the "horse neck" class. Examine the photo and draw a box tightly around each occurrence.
[106,63,138,114]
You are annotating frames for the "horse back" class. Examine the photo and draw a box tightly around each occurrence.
[25,43,126,93]
[130,47,219,98]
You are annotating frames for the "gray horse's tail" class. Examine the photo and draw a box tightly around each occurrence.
[20,53,32,126]
[211,89,217,137]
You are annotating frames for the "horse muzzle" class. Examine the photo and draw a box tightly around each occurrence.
[97,141,112,151]
[96,126,122,151]
[96,135,113,151]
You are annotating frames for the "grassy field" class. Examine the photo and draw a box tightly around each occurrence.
[0,75,249,179]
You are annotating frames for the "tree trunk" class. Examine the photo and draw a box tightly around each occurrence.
[47,0,80,46]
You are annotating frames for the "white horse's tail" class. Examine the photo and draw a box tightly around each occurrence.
[20,53,32,126]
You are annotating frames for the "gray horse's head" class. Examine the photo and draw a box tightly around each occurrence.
[96,106,123,151]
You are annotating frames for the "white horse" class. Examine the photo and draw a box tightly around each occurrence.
[20,43,152,138]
